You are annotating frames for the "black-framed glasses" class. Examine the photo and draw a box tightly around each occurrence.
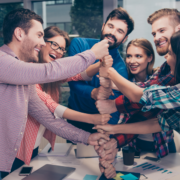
[45,40,66,55]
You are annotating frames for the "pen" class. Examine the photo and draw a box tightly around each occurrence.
[48,147,51,153]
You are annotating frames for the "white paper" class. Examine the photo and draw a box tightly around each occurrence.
[122,159,179,180]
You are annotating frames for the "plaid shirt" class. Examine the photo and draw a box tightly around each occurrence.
[140,83,180,133]
[113,62,176,158]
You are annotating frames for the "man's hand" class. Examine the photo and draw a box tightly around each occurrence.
[87,132,110,146]
[91,88,99,100]
[91,86,113,101]
[99,77,112,88]
[101,55,113,67]
[97,138,118,163]
[91,39,109,60]
[99,66,110,78]
[92,114,112,125]
[93,124,116,135]
[95,99,117,114]
[97,86,113,100]
[100,160,116,179]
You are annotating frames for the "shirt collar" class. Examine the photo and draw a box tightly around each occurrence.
[131,75,149,83]
[0,44,19,59]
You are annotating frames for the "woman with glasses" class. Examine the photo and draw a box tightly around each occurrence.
[1,26,111,179]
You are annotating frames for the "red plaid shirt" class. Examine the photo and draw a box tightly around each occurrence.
[114,62,176,158]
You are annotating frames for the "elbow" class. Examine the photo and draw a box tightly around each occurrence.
[131,93,143,103]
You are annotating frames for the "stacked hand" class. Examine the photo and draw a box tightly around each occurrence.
[94,138,118,179]
[93,54,117,179]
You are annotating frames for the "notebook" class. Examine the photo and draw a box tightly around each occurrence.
[22,164,75,180]
[38,143,72,157]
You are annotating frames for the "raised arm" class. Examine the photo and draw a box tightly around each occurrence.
[36,85,111,125]
[29,85,109,145]
[0,40,109,85]
[94,118,162,135]
[107,67,144,102]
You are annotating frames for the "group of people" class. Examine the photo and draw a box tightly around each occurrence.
[1,5,180,180]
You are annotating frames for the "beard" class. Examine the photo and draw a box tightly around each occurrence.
[100,33,120,50]
[155,38,169,56]
[19,37,39,63]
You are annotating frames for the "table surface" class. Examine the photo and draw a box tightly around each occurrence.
[4,145,180,180]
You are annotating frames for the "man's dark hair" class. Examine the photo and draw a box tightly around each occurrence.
[105,7,134,36]
[3,8,43,44]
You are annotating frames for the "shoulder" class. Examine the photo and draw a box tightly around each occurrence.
[69,37,99,55]
[70,37,99,46]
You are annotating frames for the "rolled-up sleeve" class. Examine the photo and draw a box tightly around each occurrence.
[140,84,180,111]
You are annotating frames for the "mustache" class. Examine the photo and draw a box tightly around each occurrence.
[103,34,117,43]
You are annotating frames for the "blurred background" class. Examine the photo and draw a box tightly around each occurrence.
[0,0,179,148]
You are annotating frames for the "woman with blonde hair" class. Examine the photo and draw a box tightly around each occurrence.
[96,38,176,160]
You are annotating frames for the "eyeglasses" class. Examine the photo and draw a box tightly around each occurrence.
[45,40,66,55]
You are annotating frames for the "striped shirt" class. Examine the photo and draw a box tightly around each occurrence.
[0,45,95,172]
[140,83,180,133]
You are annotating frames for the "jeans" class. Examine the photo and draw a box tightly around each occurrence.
[0,172,2,180]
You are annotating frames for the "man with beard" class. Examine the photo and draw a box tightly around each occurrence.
[0,8,111,179]
[67,7,134,133]
[95,8,180,179]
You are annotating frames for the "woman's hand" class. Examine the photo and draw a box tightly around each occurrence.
[93,124,116,134]
[92,114,112,125]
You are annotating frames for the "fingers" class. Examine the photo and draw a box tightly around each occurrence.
[99,163,105,173]
[93,125,102,130]
[93,124,113,135]
[104,138,118,150]
[99,133,110,142]
[99,138,108,145]
[97,128,105,133]
[101,55,113,68]
[96,99,117,114]
[100,114,112,125]
[99,66,109,78]
[91,39,109,60]
[99,77,111,88]
[100,148,118,163]
[95,100,108,114]
[97,86,112,100]
[94,145,100,154]
[101,160,116,179]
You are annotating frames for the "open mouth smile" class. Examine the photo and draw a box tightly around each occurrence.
[49,53,57,60]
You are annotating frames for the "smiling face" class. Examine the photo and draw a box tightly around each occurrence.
[19,20,45,63]
[39,35,66,63]
[100,18,128,49]
[126,45,152,81]
[152,16,176,56]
